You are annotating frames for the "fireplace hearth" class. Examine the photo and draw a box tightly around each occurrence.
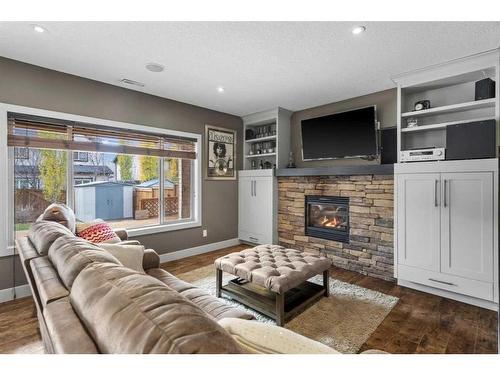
[305,196,349,243]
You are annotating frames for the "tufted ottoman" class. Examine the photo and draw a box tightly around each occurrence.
[214,244,332,326]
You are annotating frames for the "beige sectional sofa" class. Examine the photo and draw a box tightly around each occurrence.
[16,205,342,354]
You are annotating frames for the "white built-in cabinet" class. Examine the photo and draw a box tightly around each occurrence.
[238,107,291,245]
[238,169,276,245]
[395,159,498,309]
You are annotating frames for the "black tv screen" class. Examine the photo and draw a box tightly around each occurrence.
[301,106,378,160]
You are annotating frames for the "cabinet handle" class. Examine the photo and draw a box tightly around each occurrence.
[443,179,448,207]
[249,236,259,242]
[251,180,254,196]
[254,180,257,196]
[428,278,456,286]
[434,179,438,207]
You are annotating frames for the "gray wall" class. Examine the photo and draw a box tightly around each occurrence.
[291,89,396,168]
[0,57,242,289]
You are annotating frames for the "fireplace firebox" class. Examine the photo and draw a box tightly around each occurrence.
[305,196,349,242]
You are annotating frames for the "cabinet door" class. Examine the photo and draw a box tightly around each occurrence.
[253,176,273,243]
[397,173,441,271]
[440,172,493,282]
[238,177,254,235]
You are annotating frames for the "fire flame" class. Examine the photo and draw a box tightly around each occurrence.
[319,215,342,228]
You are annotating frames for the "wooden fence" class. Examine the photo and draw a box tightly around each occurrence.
[15,189,65,223]
[140,197,179,218]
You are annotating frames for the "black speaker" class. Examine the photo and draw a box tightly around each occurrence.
[446,120,496,160]
[380,127,397,164]
[475,78,495,101]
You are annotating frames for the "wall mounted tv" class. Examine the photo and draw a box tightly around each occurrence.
[301,106,378,161]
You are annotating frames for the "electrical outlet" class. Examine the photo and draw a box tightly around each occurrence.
[202,229,208,237]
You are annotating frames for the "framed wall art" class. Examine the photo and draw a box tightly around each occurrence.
[205,124,236,180]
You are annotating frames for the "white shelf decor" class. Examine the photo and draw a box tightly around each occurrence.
[392,48,500,160]
[401,98,495,118]
[245,135,277,143]
[245,153,276,158]
[401,117,496,133]
[242,107,292,170]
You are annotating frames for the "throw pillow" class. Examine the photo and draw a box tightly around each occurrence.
[98,243,145,273]
[76,219,121,244]
[38,203,77,233]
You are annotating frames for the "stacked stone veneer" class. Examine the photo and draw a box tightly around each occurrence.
[278,175,394,281]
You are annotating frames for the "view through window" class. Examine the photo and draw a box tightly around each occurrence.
[10,115,198,240]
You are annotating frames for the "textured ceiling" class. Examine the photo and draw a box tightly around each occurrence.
[0,22,499,116]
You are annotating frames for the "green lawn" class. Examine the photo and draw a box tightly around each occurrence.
[15,223,31,231]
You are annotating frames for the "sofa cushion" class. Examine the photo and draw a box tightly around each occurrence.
[39,203,76,233]
[70,263,244,354]
[30,256,69,308]
[28,220,74,256]
[44,297,99,354]
[218,318,338,354]
[147,268,255,321]
[48,235,121,289]
[98,243,145,273]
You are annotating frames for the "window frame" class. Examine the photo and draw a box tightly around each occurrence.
[73,151,89,162]
[1,103,202,256]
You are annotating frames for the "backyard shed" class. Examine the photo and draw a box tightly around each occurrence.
[74,181,134,222]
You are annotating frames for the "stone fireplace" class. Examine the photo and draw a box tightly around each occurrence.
[278,173,394,281]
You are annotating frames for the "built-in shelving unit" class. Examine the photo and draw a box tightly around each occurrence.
[392,49,500,161]
[242,107,292,170]
[391,50,500,311]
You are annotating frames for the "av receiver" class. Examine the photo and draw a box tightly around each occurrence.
[400,148,445,162]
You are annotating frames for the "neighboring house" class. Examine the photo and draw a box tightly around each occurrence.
[14,149,114,188]
[112,155,142,181]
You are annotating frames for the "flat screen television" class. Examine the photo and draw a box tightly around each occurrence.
[301,106,378,160]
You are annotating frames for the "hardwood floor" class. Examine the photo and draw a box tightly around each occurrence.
[0,244,497,354]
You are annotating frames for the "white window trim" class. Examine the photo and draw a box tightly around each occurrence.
[0,103,202,257]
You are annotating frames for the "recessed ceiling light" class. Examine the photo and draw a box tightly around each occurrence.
[31,24,46,33]
[145,63,165,73]
[120,78,145,87]
[217,86,225,93]
[352,26,366,35]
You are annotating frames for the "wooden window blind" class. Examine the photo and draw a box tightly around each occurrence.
[7,113,197,160]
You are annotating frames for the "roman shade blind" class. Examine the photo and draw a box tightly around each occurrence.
[7,113,197,160]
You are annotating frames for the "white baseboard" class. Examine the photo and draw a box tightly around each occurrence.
[159,238,241,263]
[0,284,31,304]
[398,279,499,311]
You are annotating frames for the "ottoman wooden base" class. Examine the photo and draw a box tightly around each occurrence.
[216,269,330,326]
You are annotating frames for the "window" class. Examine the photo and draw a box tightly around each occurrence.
[13,146,67,240]
[74,178,93,185]
[7,111,201,240]
[73,151,89,162]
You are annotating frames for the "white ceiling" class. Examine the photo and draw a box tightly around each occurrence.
[0,22,499,116]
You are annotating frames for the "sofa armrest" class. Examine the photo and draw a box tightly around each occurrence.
[143,249,160,270]
[218,318,339,354]
[113,228,128,241]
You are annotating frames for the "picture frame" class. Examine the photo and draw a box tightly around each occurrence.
[205,124,237,180]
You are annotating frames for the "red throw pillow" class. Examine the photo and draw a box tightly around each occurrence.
[76,220,120,244]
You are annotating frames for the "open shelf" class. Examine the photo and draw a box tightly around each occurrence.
[401,117,496,133]
[245,135,277,143]
[401,98,495,118]
[245,153,276,159]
